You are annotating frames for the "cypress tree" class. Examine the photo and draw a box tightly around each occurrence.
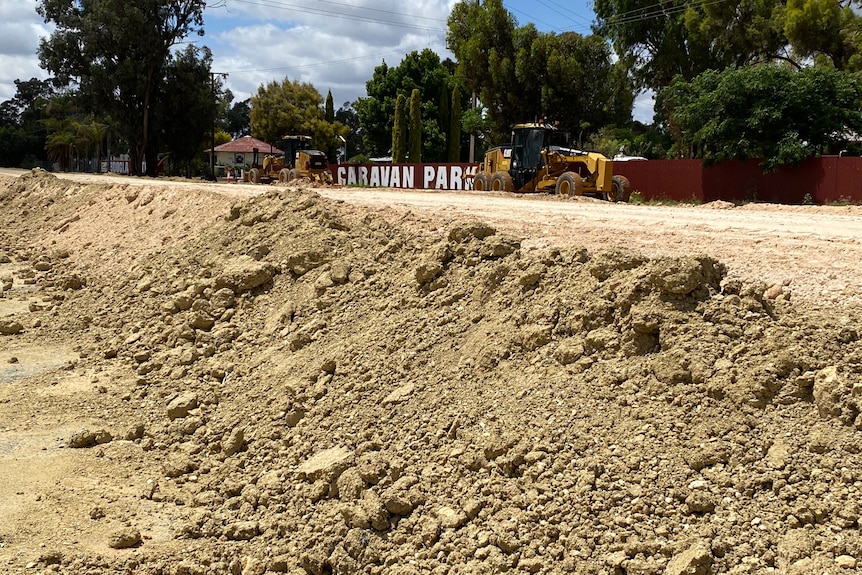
[449,86,461,162]
[409,88,422,162]
[325,90,335,123]
[439,86,450,157]
[392,93,407,163]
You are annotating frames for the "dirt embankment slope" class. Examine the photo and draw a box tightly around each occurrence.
[0,170,861,575]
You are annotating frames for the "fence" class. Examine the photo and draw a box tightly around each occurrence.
[330,158,862,204]
[613,157,862,204]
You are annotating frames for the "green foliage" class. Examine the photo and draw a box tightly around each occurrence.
[159,45,217,176]
[392,93,406,163]
[335,101,361,160]
[0,78,52,167]
[660,65,862,171]
[595,0,786,91]
[408,89,422,162]
[39,93,112,172]
[325,90,335,122]
[447,0,632,145]
[595,0,862,93]
[249,77,348,161]
[783,0,862,71]
[250,78,323,143]
[226,98,251,139]
[439,85,450,155]
[449,86,462,162]
[355,49,466,161]
[37,0,207,176]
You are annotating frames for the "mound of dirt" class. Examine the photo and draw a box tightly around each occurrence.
[0,172,860,575]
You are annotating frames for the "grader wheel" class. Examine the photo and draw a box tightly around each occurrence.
[555,172,584,197]
[249,167,261,184]
[473,173,489,191]
[287,169,300,182]
[608,175,632,202]
[490,171,514,192]
[278,168,290,183]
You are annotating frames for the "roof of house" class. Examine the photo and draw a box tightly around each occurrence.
[211,136,283,155]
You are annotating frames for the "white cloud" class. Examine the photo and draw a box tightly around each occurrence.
[203,0,454,105]
[0,0,52,101]
[633,90,655,125]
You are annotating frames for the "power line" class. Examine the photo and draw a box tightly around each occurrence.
[602,0,732,26]
[222,0,448,33]
[533,0,596,33]
[220,40,448,75]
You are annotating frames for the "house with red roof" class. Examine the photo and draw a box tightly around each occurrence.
[208,136,283,169]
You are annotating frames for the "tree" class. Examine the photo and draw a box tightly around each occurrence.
[783,0,862,71]
[251,78,324,143]
[447,0,524,142]
[439,85,451,156]
[592,0,862,92]
[250,77,347,162]
[0,78,52,168]
[408,89,422,162]
[660,65,862,171]
[355,49,467,161]
[40,94,80,172]
[447,0,632,144]
[226,97,252,139]
[392,93,406,163]
[159,45,217,177]
[325,90,335,122]
[335,101,362,160]
[38,0,207,176]
[449,86,461,162]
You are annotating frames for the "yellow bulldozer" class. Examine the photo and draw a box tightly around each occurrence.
[472,122,631,202]
[248,135,333,185]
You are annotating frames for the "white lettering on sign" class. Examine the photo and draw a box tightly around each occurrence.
[450,166,463,190]
[335,164,478,190]
[423,166,435,188]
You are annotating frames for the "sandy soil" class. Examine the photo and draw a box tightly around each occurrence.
[9,168,858,306]
[0,168,860,575]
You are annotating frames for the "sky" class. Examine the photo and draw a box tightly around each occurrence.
[0,0,655,124]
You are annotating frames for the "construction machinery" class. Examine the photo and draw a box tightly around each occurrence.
[248,135,333,185]
[473,122,631,202]
[473,145,512,191]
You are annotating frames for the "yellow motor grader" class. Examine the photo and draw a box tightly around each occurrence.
[473,145,512,191]
[248,135,333,185]
[473,122,631,202]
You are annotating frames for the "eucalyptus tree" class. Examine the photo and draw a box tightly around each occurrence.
[38,0,207,175]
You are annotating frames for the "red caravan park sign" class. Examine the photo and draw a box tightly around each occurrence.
[333,163,479,190]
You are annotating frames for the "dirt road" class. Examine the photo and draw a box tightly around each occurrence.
[4,168,856,305]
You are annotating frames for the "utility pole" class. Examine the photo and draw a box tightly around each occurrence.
[469,91,476,163]
[211,71,228,180]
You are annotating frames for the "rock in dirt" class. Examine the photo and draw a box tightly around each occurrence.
[0,319,23,335]
[108,527,141,549]
[67,428,111,448]
[665,541,713,575]
[166,392,199,420]
[299,447,352,482]
[215,256,276,293]
[222,427,245,456]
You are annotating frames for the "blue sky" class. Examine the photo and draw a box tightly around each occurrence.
[0,0,654,123]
